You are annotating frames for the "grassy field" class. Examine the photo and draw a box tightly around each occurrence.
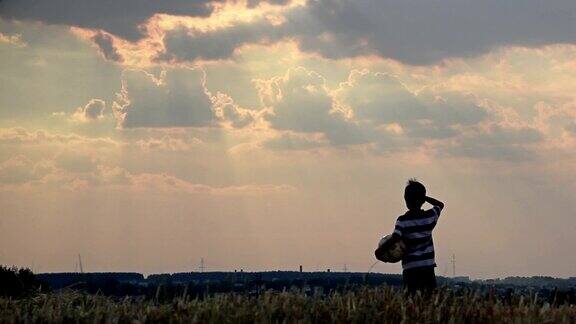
[1,287,575,323]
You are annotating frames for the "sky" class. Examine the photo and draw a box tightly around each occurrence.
[1,0,576,279]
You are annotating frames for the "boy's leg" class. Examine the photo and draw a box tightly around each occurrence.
[422,267,437,292]
[402,269,417,293]
[403,267,436,294]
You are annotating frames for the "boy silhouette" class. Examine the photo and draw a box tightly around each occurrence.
[380,179,445,293]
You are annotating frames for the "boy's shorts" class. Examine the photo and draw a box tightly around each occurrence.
[403,266,436,293]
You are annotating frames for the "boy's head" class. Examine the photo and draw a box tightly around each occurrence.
[404,179,426,210]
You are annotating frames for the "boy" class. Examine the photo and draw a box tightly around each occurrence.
[381,179,445,293]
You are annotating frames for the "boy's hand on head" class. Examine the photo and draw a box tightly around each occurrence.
[424,196,444,209]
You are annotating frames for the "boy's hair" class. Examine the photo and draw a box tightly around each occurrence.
[404,178,426,209]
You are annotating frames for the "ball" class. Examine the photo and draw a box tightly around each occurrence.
[376,234,406,263]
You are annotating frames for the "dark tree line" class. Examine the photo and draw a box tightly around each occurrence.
[3,265,576,305]
[0,266,45,298]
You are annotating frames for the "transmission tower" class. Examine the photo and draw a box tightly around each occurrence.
[451,254,456,277]
[78,254,84,273]
[199,258,205,273]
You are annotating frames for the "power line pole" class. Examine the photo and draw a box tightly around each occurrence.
[451,254,456,277]
[78,254,84,274]
[199,258,205,273]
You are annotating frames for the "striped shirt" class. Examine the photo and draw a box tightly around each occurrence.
[393,206,443,270]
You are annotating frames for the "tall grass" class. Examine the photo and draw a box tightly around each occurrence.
[1,287,575,323]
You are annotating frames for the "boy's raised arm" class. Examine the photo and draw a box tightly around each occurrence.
[425,196,444,210]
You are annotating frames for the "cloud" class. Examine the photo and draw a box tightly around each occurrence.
[566,122,576,135]
[334,70,487,139]
[0,155,53,184]
[247,0,290,8]
[157,0,576,65]
[136,136,202,152]
[0,156,297,196]
[260,67,372,145]
[0,127,120,147]
[91,32,123,62]
[159,19,278,62]
[256,67,489,152]
[71,99,106,122]
[0,0,214,41]
[6,0,576,66]
[128,172,297,195]
[335,70,425,123]
[113,67,258,129]
[262,132,327,151]
[446,125,544,161]
[283,0,576,64]
[0,20,122,121]
[212,92,257,128]
[250,66,551,160]
[0,31,26,47]
[55,151,99,173]
[114,68,216,128]
[0,0,295,42]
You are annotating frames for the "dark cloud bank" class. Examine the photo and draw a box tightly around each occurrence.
[161,0,576,64]
[3,0,576,64]
[0,0,287,41]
